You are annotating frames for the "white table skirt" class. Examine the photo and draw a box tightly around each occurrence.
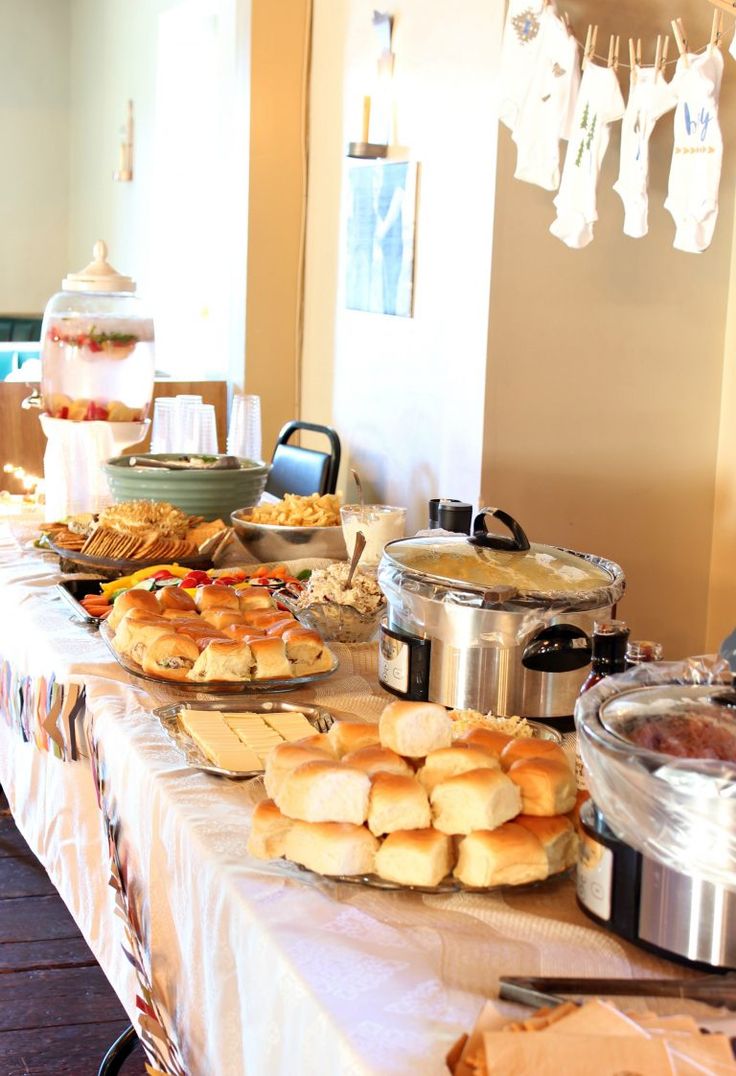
[0,523,687,1075]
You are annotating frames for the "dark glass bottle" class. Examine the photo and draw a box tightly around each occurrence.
[579,619,630,695]
[625,640,664,668]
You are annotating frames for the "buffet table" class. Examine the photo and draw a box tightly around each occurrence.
[0,520,695,1076]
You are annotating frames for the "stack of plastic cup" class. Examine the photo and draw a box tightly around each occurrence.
[227,394,262,461]
[150,397,177,453]
[176,395,204,452]
[192,404,219,453]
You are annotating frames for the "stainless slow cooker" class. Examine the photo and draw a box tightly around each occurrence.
[377,507,625,721]
[576,661,736,969]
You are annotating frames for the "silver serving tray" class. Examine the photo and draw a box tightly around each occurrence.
[292,863,573,895]
[153,699,337,779]
[99,620,338,694]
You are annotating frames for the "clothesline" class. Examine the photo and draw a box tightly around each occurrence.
[564,8,735,71]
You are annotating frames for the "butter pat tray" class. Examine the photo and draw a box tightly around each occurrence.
[153,698,337,779]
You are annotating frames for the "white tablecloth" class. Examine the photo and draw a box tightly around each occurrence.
[0,520,694,1076]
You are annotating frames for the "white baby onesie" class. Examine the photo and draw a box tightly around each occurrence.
[550,63,625,249]
[664,48,724,254]
[513,8,580,190]
[498,0,548,132]
[613,67,676,238]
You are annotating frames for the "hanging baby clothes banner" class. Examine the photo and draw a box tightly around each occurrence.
[513,7,581,190]
[498,0,548,132]
[664,47,724,254]
[550,63,626,248]
[613,65,677,238]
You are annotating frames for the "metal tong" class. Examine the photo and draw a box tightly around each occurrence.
[499,975,736,1012]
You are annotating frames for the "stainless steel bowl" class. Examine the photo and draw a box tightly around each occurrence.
[231,508,347,562]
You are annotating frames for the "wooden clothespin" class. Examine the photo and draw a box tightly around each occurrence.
[607,34,619,70]
[671,18,689,66]
[636,38,642,65]
[710,8,724,48]
[654,34,663,74]
[704,0,736,17]
[661,34,670,72]
[628,37,638,81]
[583,24,598,68]
[563,11,572,33]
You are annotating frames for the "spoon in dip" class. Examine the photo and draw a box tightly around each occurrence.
[343,530,367,591]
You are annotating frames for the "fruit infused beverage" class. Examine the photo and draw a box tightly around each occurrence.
[39,241,155,423]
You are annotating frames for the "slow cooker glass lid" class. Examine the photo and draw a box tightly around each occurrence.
[599,684,736,763]
[383,535,613,596]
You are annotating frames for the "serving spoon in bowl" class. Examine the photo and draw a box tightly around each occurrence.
[344,530,366,590]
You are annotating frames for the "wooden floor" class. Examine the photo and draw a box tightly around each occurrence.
[0,793,147,1075]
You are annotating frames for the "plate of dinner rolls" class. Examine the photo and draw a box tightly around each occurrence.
[247,699,581,891]
[99,581,337,691]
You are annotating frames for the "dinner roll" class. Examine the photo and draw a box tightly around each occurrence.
[417,745,500,793]
[374,829,454,887]
[250,637,292,679]
[283,627,324,665]
[114,616,171,663]
[430,768,522,835]
[327,720,381,758]
[200,609,246,630]
[246,799,294,860]
[156,586,196,613]
[108,587,161,630]
[515,814,579,875]
[456,727,514,759]
[294,732,338,757]
[379,701,452,758]
[275,761,371,825]
[367,773,431,836]
[266,619,302,638]
[195,584,240,612]
[161,609,198,621]
[283,820,378,876]
[264,742,334,798]
[507,758,577,816]
[188,640,254,682]
[242,610,296,630]
[454,824,548,888]
[500,737,569,771]
[141,633,200,681]
[224,624,266,642]
[238,588,276,612]
[342,746,412,777]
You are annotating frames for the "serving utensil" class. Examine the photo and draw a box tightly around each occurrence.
[128,455,242,470]
[343,530,366,590]
[499,975,736,1011]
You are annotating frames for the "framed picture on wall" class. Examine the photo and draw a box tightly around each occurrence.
[344,159,418,318]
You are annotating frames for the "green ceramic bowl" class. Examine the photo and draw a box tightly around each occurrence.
[104,454,270,521]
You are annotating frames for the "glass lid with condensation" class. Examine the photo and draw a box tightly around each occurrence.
[599,685,736,763]
[383,536,613,595]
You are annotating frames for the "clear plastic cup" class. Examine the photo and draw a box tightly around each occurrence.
[150,397,176,453]
[227,393,262,460]
[340,504,407,568]
[191,403,219,453]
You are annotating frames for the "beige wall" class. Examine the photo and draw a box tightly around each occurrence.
[245,0,311,456]
[483,0,734,658]
[0,0,70,313]
[302,0,502,517]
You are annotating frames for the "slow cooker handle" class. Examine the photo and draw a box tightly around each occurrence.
[469,508,531,552]
[522,625,592,673]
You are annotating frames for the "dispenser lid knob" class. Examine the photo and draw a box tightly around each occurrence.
[62,240,136,293]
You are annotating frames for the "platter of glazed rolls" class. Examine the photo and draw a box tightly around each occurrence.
[99,582,337,690]
[247,700,582,892]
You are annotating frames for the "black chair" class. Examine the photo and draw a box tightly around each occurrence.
[265,421,341,499]
[97,1024,141,1075]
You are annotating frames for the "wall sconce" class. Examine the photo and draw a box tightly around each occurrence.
[348,11,395,159]
[113,100,134,182]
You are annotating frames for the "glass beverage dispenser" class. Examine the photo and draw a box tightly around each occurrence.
[31,241,155,519]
